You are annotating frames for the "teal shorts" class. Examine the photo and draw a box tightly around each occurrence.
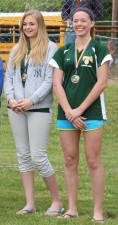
[57,119,107,131]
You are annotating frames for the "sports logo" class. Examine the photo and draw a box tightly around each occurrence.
[82,56,93,66]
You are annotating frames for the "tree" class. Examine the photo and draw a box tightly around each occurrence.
[102,0,112,20]
[0,0,63,12]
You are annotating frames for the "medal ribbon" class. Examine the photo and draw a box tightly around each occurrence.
[75,39,91,69]
[21,49,30,87]
[75,48,85,69]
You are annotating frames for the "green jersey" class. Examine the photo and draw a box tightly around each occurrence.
[50,38,112,120]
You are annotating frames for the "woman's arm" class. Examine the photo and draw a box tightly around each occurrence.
[53,68,72,114]
[4,58,20,111]
[66,61,109,121]
[4,56,15,103]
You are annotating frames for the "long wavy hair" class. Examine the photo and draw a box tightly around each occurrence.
[13,10,49,66]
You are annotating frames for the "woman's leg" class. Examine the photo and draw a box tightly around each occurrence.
[28,112,62,210]
[60,130,81,216]
[21,171,36,212]
[8,109,35,212]
[43,175,62,210]
[83,127,104,220]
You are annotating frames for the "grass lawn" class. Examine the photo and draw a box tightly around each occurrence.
[0,83,118,225]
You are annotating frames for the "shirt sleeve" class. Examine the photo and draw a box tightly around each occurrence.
[96,40,112,67]
[4,55,15,102]
[49,46,65,71]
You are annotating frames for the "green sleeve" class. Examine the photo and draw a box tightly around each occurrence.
[95,40,110,67]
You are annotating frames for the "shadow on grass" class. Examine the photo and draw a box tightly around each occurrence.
[106,212,118,220]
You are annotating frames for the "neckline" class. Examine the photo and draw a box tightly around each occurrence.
[77,49,83,54]
[75,38,92,52]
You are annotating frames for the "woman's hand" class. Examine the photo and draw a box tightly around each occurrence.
[8,98,33,112]
[16,99,33,111]
[8,99,18,111]
[65,107,83,122]
[72,116,86,129]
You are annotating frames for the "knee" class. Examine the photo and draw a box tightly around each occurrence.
[87,158,100,171]
[32,152,54,176]
[17,151,30,162]
[64,155,77,170]
[17,152,34,172]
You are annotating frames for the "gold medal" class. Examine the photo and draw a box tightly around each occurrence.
[71,75,80,84]
[72,38,91,84]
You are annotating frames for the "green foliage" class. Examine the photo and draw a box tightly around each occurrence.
[102,0,112,20]
[0,0,63,12]
[0,0,112,21]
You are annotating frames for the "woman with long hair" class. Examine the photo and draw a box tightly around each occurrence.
[5,10,62,215]
[50,7,112,222]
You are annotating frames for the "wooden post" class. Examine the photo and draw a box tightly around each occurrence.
[112,0,118,37]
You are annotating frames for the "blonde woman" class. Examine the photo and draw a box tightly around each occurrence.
[5,10,62,215]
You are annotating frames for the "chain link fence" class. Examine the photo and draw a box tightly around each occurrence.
[0,0,118,168]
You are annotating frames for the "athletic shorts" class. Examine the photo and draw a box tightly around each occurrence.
[57,119,107,131]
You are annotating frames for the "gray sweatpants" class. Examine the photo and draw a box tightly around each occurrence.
[8,109,55,177]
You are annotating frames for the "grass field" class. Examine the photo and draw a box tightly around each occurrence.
[0,83,118,225]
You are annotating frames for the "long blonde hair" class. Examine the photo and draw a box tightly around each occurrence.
[13,10,49,65]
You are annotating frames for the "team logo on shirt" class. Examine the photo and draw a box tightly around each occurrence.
[82,56,93,67]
